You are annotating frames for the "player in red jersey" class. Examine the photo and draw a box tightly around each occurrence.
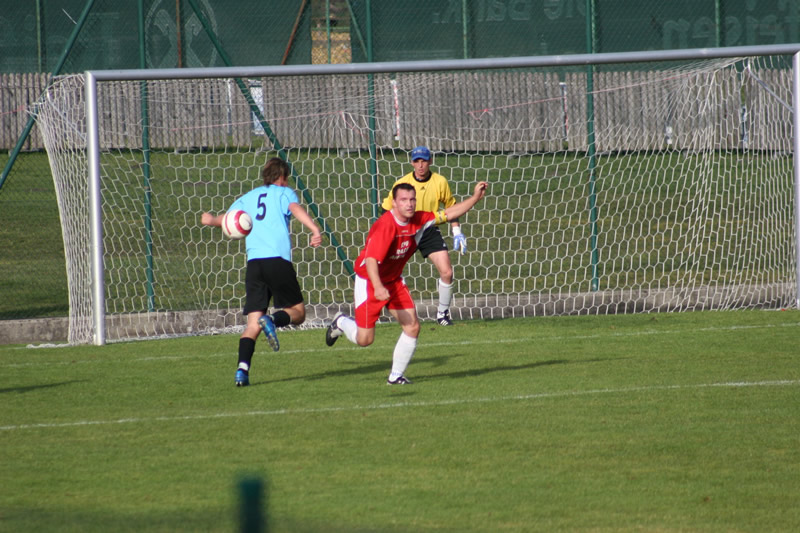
[325,180,488,384]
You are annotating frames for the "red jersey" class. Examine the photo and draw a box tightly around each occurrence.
[354,210,437,283]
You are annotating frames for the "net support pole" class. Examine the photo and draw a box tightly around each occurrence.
[585,0,599,292]
[138,0,155,312]
[86,71,106,346]
[365,0,380,222]
[326,0,331,63]
[36,0,45,72]
[345,0,368,61]
[793,52,800,309]
[461,0,469,59]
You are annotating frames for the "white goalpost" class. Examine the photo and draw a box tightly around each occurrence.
[34,44,800,345]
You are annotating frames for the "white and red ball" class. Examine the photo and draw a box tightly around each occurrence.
[221,209,252,240]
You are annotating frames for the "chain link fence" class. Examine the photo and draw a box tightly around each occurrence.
[1,0,798,323]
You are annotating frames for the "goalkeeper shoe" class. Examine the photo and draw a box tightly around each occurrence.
[235,369,250,387]
[258,315,280,352]
[325,312,345,347]
[387,375,413,385]
[436,309,453,326]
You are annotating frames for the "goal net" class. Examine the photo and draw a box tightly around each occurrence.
[35,54,797,344]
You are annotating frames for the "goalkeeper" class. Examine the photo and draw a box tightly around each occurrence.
[380,146,465,326]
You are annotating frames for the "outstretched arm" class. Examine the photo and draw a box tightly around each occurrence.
[201,212,223,227]
[442,182,488,223]
[289,203,323,247]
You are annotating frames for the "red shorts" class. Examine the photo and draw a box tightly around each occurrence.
[354,275,414,329]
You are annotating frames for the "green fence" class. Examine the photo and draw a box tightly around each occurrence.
[2,1,799,74]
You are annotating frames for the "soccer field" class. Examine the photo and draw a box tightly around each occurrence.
[1,310,799,532]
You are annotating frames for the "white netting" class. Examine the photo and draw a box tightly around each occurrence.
[35,56,797,344]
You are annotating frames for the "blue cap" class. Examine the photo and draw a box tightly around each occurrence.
[410,146,431,161]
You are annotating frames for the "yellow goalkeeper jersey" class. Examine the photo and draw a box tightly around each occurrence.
[381,171,457,215]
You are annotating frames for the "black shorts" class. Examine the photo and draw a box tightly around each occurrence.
[416,224,449,258]
[243,257,304,315]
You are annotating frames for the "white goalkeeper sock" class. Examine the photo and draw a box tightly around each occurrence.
[337,315,359,344]
[388,332,417,381]
[437,279,453,314]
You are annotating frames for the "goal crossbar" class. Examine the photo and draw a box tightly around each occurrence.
[90,44,800,81]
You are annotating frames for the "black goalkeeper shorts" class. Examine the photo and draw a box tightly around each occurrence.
[416,224,449,258]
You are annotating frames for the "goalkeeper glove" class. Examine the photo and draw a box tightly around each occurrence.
[452,227,467,255]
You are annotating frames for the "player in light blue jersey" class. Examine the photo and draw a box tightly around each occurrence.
[202,157,322,386]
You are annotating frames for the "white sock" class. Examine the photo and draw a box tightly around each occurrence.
[388,332,417,381]
[238,362,249,372]
[338,315,359,344]
[438,279,453,314]
[328,316,343,338]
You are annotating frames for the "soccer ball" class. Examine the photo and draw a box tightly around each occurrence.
[221,209,252,240]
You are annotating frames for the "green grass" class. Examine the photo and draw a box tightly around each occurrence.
[0,151,69,319]
[2,310,799,532]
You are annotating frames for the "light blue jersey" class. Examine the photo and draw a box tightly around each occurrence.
[230,184,299,261]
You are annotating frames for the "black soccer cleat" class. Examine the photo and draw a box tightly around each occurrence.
[387,376,413,385]
[436,309,453,326]
[325,312,344,347]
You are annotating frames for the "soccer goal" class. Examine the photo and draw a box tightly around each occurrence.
[35,45,800,345]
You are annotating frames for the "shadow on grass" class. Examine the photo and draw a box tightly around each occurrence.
[254,360,392,385]
[260,354,613,386]
[0,380,86,394]
[424,356,572,380]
